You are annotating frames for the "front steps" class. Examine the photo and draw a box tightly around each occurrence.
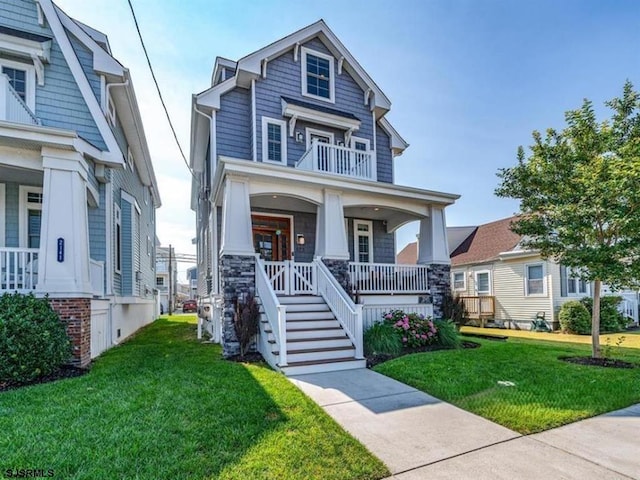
[261,295,366,376]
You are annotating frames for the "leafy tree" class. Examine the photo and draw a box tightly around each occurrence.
[496,81,640,358]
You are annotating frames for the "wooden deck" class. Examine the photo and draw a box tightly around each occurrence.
[460,296,495,323]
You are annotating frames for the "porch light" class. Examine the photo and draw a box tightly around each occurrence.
[295,131,304,143]
[296,234,305,246]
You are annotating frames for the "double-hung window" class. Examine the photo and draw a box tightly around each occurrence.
[301,47,335,103]
[452,271,466,291]
[2,66,26,101]
[475,270,491,295]
[1,59,36,111]
[261,117,287,164]
[525,263,545,296]
[567,267,588,295]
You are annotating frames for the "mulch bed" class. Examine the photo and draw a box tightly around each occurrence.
[0,365,89,393]
[226,352,267,364]
[366,340,480,369]
[559,356,636,369]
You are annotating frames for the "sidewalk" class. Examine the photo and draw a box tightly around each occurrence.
[289,369,640,479]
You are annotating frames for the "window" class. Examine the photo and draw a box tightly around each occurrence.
[2,67,26,101]
[114,204,122,274]
[261,117,287,164]
[301,47,335,103]
[567,267,588,295]
[353,220,373,263]
[475,270,491,295]
[1,57,36,111]
[156,276,164,287]
[18,186,42,249]
[350,137,370,152]
[305,127,334,150]
[452,271,466,291]
[525,263,545,296]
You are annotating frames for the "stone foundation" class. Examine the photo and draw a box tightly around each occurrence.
[419,263,451,319]
[220,254,256,357]
[322,258,350,292]
[49,297,91,367]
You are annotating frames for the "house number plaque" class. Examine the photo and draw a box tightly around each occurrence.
[57,238,64,262]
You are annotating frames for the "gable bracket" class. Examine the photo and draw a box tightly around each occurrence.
[37,3,45,26]
[294,42,300,62]
[261,59,268,79]
[288,114,298,137]
[338,56,344,75]
[364,88,371,106]
[345,127,356,145]
[31,54,45,86]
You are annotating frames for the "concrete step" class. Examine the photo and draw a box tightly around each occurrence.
[269,336,353,350]
[286,311,335,321]
[280,358,366,376]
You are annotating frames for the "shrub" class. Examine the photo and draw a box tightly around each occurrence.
[433,319,461,348]
[233,294,260,358]
[580,296,628,333]
[364,321,402,356]
[0,293,71,384]
[441,293,468,327]
[383,310,438,349]
[558,300,591,335]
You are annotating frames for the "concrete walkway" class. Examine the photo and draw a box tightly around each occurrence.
[289,369,640,479]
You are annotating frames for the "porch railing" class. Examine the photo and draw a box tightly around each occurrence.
[297,139,376,181]
[362,303,434,331]
[348,262,429,294]
[0,74,39,125]
[256,257,288,366]
[316,259,363,359]
[0,247,39,293]
[460,296,495,319]
[90,259,105,297]
[263,260,316,295]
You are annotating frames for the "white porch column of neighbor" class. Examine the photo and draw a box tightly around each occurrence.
[418,205,451,319]
[219,175,254,256]
[315,188,349,260]
[37,147,92,296]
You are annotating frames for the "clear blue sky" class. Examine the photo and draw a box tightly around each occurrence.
[57,0,640,276]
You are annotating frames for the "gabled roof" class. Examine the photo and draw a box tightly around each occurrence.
[451,216,522,266]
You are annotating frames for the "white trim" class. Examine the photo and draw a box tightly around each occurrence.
[18,186,43,248]
[105,182,113,295]
[261,116,287,164]
[0,58,36,111]
[474,270,491,295]
[452,270,466,292]
[251,212,295,260]
[301,46,335,104]
[524,262,546,297]
[566,267,589,296]
[0,32,50,63]
[126,147,134,171]
[251,79,257,162]
[114,202,122,274]
[106,92,116,127]
[378,117,409,157]
[0,183,5,247]
[305,127,334,150]
[282,98,360,131]
[353,219,373,263]
[350,136,370,151]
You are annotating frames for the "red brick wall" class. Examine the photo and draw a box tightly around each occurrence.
[50,298,91,367]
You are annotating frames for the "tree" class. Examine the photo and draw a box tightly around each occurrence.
[496,81,640,358]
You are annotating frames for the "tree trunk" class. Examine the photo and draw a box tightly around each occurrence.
[592,279,601,358]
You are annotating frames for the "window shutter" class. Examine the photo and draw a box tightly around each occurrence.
[560,265,567,297]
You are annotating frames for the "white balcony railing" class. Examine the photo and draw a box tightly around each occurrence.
[90,259,105,297]
[297,140,376,180]
[0,247,39,293]
[349,262,429,294]
[0,74,39,125]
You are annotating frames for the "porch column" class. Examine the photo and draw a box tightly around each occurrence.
[418,206,451,319]
[315,188,349,260]
[38,147,92,296]
[220,175,254,256]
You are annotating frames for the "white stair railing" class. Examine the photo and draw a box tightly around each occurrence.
[315,259,363,359]
[256,257,288,366]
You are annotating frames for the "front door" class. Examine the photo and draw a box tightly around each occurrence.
[252,214,291,261]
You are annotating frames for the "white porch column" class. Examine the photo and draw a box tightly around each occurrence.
[38,147,92,296]
[220,175,254,256]
[417,205,450,265]
[315,188,349,260]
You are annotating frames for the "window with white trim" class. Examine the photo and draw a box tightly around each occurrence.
[475,270,491,295]
[525,263,545,296]
[452,271,466,291]
[18,186,42,249]
[1,59,36,111]
[114,204,122,274]
[301,47,335,103]
[261,117,287,164]
[156,276,164,287]
[350,137,370,152]
[353,220,373,263]
[567,267,588,295]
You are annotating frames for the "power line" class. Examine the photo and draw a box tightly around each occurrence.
[126,0,196,181]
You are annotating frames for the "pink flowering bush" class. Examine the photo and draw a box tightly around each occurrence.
[383,310,438,349]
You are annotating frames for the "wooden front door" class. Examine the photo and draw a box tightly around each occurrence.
[252,215,291,261]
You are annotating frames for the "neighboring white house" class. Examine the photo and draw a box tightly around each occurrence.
[190,20,459,375]
[156,244,177,314]
[0,0,160,365]
[398,216,639,329]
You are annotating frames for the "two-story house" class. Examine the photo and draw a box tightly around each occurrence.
[155,244,177,314]
[0,0,160,365]
[190,20,458,375]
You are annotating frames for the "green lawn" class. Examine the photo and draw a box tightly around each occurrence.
[0,316,387,480]
[374,337,640,434]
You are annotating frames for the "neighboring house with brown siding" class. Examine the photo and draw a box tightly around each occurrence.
[397,216,639,329]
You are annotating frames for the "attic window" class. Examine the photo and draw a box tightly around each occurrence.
[301,47,334,103]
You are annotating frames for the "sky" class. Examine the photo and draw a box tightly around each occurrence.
[55,0,640,281]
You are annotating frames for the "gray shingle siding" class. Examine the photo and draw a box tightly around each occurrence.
[68,31,101,104]
[217,88,251,159]
[4,183,19,247]
[88,182,106,262]
[345,218,394,263]
[375,125,393,183]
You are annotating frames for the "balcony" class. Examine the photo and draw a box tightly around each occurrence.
[0,74,39,126]
[297,140,376,181]
[348,262,429,294]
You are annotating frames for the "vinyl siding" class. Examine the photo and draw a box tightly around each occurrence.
[345,218,395,263]
[217,88,251,159]
[68,31,101,104]
[87,182,106,262]
[120,198,132,295]
[3,182,19,247]
[375,124,393,183]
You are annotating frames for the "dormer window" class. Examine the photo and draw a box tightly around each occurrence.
[301,47,334,103]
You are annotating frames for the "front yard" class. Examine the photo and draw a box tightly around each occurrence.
[0,315,387,480]
[374,336,640,434]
